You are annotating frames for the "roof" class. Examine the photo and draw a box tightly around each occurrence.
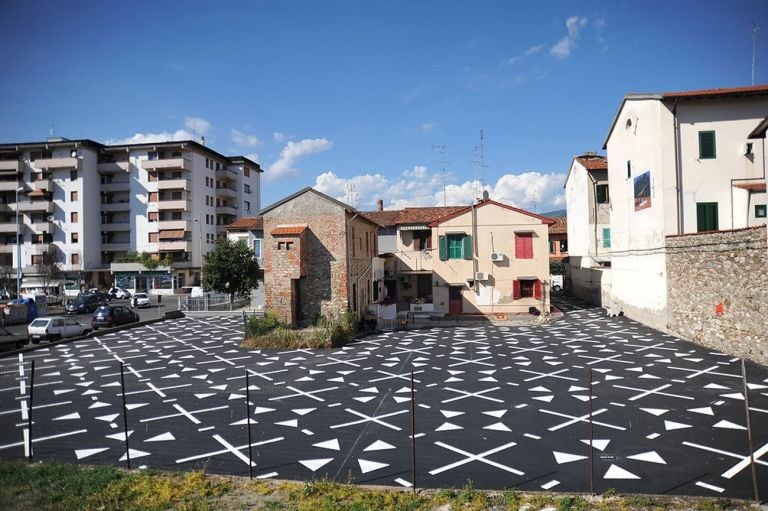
[362,206,466,227]
[0,138,104,154]
[227,155,263,171]
[428,199,556,227]
[748,117,768,139]
[259,187,379,227]
[733,182,767,192]
[360,210,401,227]
[563,153,608,189]
[227,216,263,231]
[603,83,768,148]
[271,225,307,236]
[549,217,567,235]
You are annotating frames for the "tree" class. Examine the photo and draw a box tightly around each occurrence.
[36,249,63,295]
[0,264,14,298]
[202,238,260,300]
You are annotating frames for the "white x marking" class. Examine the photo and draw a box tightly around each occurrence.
[613,383,694,401]
[441,387,503,404]
[540,408,626,431]
[429,441,524,476]
[330,408,409,431]
[519,368,577,382]
[268,386,339,402]
[683,441,768,479]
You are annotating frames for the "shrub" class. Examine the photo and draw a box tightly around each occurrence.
[241,309,357,350]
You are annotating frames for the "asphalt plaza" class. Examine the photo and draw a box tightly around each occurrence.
[0,300,766,498]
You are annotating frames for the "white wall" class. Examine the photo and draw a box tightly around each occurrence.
[565,161,590,264]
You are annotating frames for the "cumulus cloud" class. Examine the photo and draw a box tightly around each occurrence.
[506,44,545,65]
[313,166,565,212]
[231,129,262,148]
[550,16,588,59]
[184,116,211,135]
[105,116,213,145]
[420,122,436,133]
[266,138,333,181]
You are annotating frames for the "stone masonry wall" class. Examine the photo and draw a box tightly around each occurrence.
[666,225,767,365]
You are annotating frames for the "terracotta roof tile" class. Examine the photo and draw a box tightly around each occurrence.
[271,225,307,236]
[227,216,263,230]
[360,210,400,226]
[574,154,608,170]
[733,182,766,191]
[362,206,466,226]
[549,217,567,234]
[662,84,768,99]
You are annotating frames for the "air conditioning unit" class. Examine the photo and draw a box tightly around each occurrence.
[474,272,489,282]
[491,252,505,262]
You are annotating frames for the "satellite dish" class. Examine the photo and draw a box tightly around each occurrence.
[70,150,77,158]
[46,215,55,222]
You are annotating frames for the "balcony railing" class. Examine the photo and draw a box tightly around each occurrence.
[158,178,191,191]
[101,242,131,251]
[215,167,238,181]
[101,180,131,192]
[35,157,80,170]
[158,220,192,230]
[141,157,192,171]
[100,221,131,231]
[96,161,130,173]
[0,181,22,191]
[0,222,16,233]
[157,199,192,210]
[18,201,53,213]
[158,240,192,251]
[32,221,53,232]
[215,185,237,199]
[0,161,20,172]
[101,201,131,211]
[217,205,238,216]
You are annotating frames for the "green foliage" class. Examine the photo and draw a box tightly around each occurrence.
[550,261,565,275]
[113,251,172,270]
[202,238,260,298]
[245,311,282,337]
[242,309,357,350]
[559,495,590,511]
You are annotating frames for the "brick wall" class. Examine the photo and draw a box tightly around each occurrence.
[666,225,767,365]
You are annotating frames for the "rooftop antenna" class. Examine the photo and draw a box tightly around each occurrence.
[345,183,359,209]
[431,144,450,206]
[752,21,760,86]
[49,124,56,138]
[471,129,489,202]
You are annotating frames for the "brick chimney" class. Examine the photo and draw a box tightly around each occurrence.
[376,199,384,211]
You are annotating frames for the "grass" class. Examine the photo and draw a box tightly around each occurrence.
[0,460,761,511]
[242,310,356,350]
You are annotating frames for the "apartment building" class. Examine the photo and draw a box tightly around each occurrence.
[0,137,261,295]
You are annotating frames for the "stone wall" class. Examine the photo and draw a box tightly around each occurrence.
[666,225,767,365]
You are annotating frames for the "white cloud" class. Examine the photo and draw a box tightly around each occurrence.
[231,129,262,148]
[550,16,588,59]
[184,116,211,135]
[244,152,260,164]
[506,44,545,65]
[273,132,286,143]
[313,166,565,213]
[266,138,333,181]
[105,129,196,145]
[420,122,436,133]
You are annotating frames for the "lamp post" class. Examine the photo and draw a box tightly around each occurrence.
[15,187,24,299]
[192,217,203,285]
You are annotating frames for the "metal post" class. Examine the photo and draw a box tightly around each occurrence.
[741,359,760,503]
[588,367,594,495]
[410,368,416,493]
[120,362,131,469]
[27,360,35,463]
[245,369,253,479]
[15,187,22,299]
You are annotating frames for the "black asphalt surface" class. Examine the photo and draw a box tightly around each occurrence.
[0,299,765,497]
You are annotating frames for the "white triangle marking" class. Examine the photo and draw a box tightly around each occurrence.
[553,451,588,464]
[626,451,666,464]
[358,458,389,474]
[299,458,334,472]
[363,440,395,452]
[603,464,640,479]
[312,439,341,451]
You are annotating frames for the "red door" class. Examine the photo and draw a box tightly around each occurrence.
[449,286,462,316]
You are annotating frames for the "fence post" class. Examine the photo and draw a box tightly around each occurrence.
[120,362,131,469]
[410,368,416,493]
[28,360,35,464]
[741,359,760,504]
[245,369,253,479]
[588,367,594,495]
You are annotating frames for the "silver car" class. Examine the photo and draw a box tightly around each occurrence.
[27,316,91,344]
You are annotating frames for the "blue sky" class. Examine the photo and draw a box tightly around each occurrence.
[2,1,767,213]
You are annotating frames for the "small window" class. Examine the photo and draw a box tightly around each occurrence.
[70,191,78,201]
[514,232,533,259]
[244,201,251,213]
[277,241,285,250]
[148,212,158,222]
[244,184,251,194]
[31,255,43,265]
[697,202,719,232]
[71,212,78,223]
[602,228,611,249]
[149,232,158,243]
[596,184,609,204]
[756,204,767,218]
[413,230,431,251]
[71,253,80,265]
[244,167,250,177]
[520,280,535,298]
[285,241,293,250]
[549,240,556,254]
[559,239,568,252]
[70,170,77,180]
[149,192,158,202]
[698,131,716,159]
[626,160,631,179]
[71,232,78,243]
[253,239,262,259]
[448,234,463,259]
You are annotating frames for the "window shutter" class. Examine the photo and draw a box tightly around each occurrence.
[699,131,716,159]
[438,235,448,260]
[462,235,473,260]
[513,280,521,300]
[534,280,542,300]
[602,228,611,249]
[515,233,533,259]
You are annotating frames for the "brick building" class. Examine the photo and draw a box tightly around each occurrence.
[261,188,379,325]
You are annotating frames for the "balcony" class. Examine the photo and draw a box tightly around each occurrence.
[157,199,191,211]
[0,161,20,172]
[217,205,238,216]
[101,201,131,212]
[159,240,191,251]
[33,221,53,232]
[158,220,192,230]
[0,181,22,191]
[101,221,131,231]
[33,178,51,192]
[97,161,130,173]
[0,245,13,253]
[101,242,131,251]
[141,157,192,171]
[158,178,191,191]
[18,201,53,213]
[35,157,80,170]
[216,167,238,181]
[216,185,237,199]
[101,180,131,192]
[0,222,16,233]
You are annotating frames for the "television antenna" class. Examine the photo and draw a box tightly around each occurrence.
[471,129,489,202]
[345,183,359,209]
[752,21,760,86]
[431,144,450,206]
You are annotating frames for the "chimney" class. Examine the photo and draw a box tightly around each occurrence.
[376,199,384,211]
[200,136,206,146]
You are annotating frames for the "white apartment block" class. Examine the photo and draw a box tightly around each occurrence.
[0,137,261,294]
[602,84,768,329]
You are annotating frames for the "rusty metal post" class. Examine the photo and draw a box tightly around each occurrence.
[410,368,416,493]
[588,367,594,495]
[246,369,254,479]
[741,359,760,504]
[120,361,131,469]
[28,360,35,464]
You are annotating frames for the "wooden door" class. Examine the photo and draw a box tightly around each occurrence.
[449,286,462,316]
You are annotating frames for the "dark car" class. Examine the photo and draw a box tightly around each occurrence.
[91,305,139,330]
[65,294,103,315]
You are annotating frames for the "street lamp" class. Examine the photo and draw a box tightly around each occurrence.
[15,186,24,299]
[192,217,203,285]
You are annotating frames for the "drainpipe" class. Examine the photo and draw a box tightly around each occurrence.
[345,211,359,316]
[471,201,478,284]
[673,100,684,234]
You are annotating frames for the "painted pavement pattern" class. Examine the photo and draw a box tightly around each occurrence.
[0,303,766,498]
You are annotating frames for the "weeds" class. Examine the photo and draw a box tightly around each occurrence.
[242,309,357,349]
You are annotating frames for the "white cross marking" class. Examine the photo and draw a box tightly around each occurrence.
[577,353,633,365]
[441,387,503,404]
[613,383,695,401]
[668,365,741,380]
[683,441,768,479]
[448,356,494,368]
[369,369,424,383]
[269,386,339,402]
[140,405,229,423]
[244,367,289,382]
[540,408,626,431]
[519,368,578,382]
[316,356,366,368]
[429,441,524,476]
[330,408,409,431]
[390,346,433,357]
[175,436,283,465]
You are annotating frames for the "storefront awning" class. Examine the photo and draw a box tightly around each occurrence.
[399,224,430,231]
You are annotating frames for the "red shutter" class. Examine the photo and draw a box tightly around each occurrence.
[513,280,521,300]
[534,280,542,300]
[515,233,533,259]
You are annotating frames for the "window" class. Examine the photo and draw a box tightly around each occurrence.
[697,202,719,232]
[244,201,250,213]
[244,184,251,194]
[71,212,78,223]
[413,230,431,251]
[71,253,80,265]
[244,167,250,177]
[698,131,716,159]
[626,160,631,179]
[149,192,158,202]
[70,191,78,202]
[70,170,77,180]
[71,232,78,243]
[559,239,568,252]
[149,232,158,243]
[31,255,43,265]
[596,184,609,204]
[512,279,541,300]
[514,232,533,259]
[438,234,472,260]
[602,228,611,249]
[549,240,555,254]
[755,204,767,218]
[148,212,158,222]
[253,239,262,259]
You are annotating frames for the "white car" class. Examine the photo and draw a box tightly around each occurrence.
[27,316,91,344]
[131,293,150,308]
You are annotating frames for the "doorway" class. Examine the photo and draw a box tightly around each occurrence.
[449,286,463,316]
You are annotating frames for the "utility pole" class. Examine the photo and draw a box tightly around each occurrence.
[752,21,760,86]
[431,144,449,206]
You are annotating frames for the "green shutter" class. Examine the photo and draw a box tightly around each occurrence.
[438,235,448,260]
[602,228,611,249]
[697,202,719,232]
[699,131,716,159]
[462,235,473,260]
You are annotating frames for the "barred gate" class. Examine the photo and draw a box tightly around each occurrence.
[179,292,251,312]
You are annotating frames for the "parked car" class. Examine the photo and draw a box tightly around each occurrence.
[91,305,140,330]
[65,294,104,314]
[108,287,132,300]
[27,316,91,344]
[130,293,150,308]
